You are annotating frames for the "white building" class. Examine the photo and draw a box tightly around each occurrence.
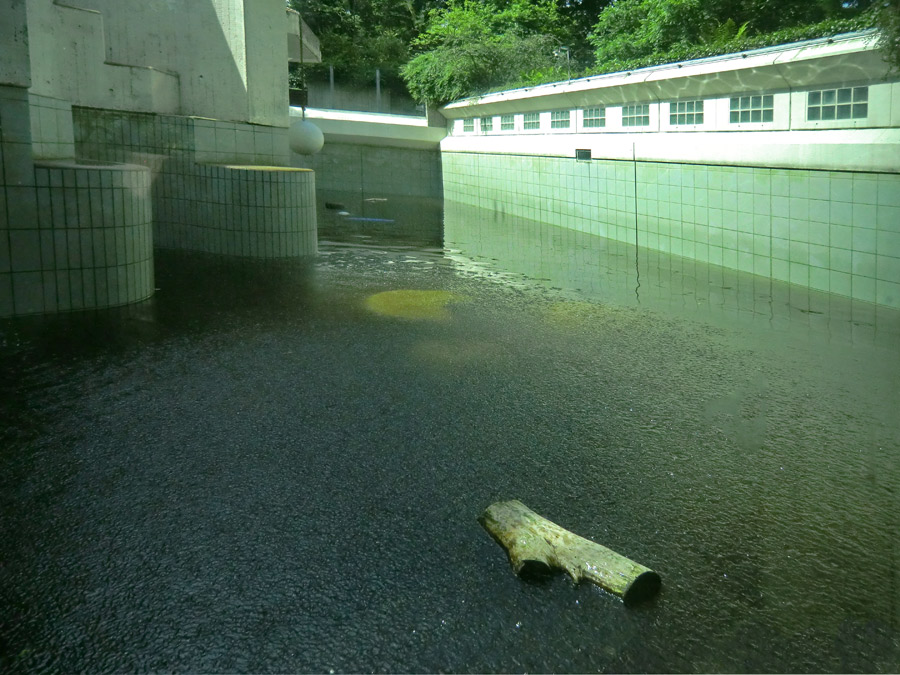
[440,31,900,308]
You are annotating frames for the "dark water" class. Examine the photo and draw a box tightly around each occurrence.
[1,191,899,673]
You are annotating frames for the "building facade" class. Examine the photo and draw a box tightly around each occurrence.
[440,32,900,309]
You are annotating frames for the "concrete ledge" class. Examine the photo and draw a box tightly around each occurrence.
[441,128,900,173]
[293,108,447,150]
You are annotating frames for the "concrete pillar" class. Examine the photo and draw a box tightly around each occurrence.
[0,0,31,88]
[244,0,289,128]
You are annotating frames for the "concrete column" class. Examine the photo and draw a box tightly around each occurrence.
[245,0,289,128]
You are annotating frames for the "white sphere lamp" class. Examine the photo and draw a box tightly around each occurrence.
[289,118,324,155]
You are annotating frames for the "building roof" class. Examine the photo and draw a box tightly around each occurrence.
[441,30,888,118]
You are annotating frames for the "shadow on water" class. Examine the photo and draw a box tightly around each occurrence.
[317,189,443,250]
[0,191,899,673]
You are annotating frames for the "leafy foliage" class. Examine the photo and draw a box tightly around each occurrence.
[876,1,900,72]
[403,33,564,103]
[287,0,439,88]
[589,0,708,65]
[587,14,878,78]
[588,0,875,71]
[401,0,572,104]
[288,0,895,105]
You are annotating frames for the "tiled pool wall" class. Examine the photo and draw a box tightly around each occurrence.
[443,199,898,346]
[442,152,900,309]
[155,164,316,258]
[1,86,318,317]
[73,107,315,257]
[293,142,442,198]
[0,159,153,316]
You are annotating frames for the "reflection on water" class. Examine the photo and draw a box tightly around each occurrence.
[0,191,898,673]
[444,199,900,350]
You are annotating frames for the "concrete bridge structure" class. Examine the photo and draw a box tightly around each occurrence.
[0,0,321,317]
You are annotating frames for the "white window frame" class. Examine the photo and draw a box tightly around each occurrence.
[807,86,867,121]
[670,100,704,126]
[550,110,571,129]
[523,112,541,130]
[622,103,650,127]
[582,107,606,129]
[729,95,774,124]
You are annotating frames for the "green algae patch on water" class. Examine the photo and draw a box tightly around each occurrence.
[364,290,465,321]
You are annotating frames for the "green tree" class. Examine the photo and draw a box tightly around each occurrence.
[876,0,900,72]
[554,0,614,58]
[588,0,708,65]
[288,0,441,88]
[401,0,573,104]
[588,0,877,73]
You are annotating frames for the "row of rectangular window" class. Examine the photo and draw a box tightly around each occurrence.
[458,85,869,132]
[671,100,703,125]
[808,86,868,121]
[729,94,774,123]
[623,104,651,127]
[550,110,570,128]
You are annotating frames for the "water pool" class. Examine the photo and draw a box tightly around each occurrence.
[1,191,898,672]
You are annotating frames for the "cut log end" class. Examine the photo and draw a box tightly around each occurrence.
[623,570,662,607]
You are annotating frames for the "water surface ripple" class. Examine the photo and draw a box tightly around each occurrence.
[1,193,898,672]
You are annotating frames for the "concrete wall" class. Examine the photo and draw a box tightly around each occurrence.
[291,109,445,197]
[29,92,74,160]
[1,103,317,318]
[294,142,441,198]
[287,10,321,64]
[0,155,154,316]
[444,79,900,174]
[25,0,290,126]
[442,153,900,308]
[443,199,893,345]
[245,1,290,127]
[307,80,421,117]
[25,0,180,116]
[0,0,31,88]
[156,165,316,258]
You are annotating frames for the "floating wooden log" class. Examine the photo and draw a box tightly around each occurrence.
[479,499,661,606]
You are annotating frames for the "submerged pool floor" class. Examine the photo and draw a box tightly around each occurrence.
[1,193,898,672]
